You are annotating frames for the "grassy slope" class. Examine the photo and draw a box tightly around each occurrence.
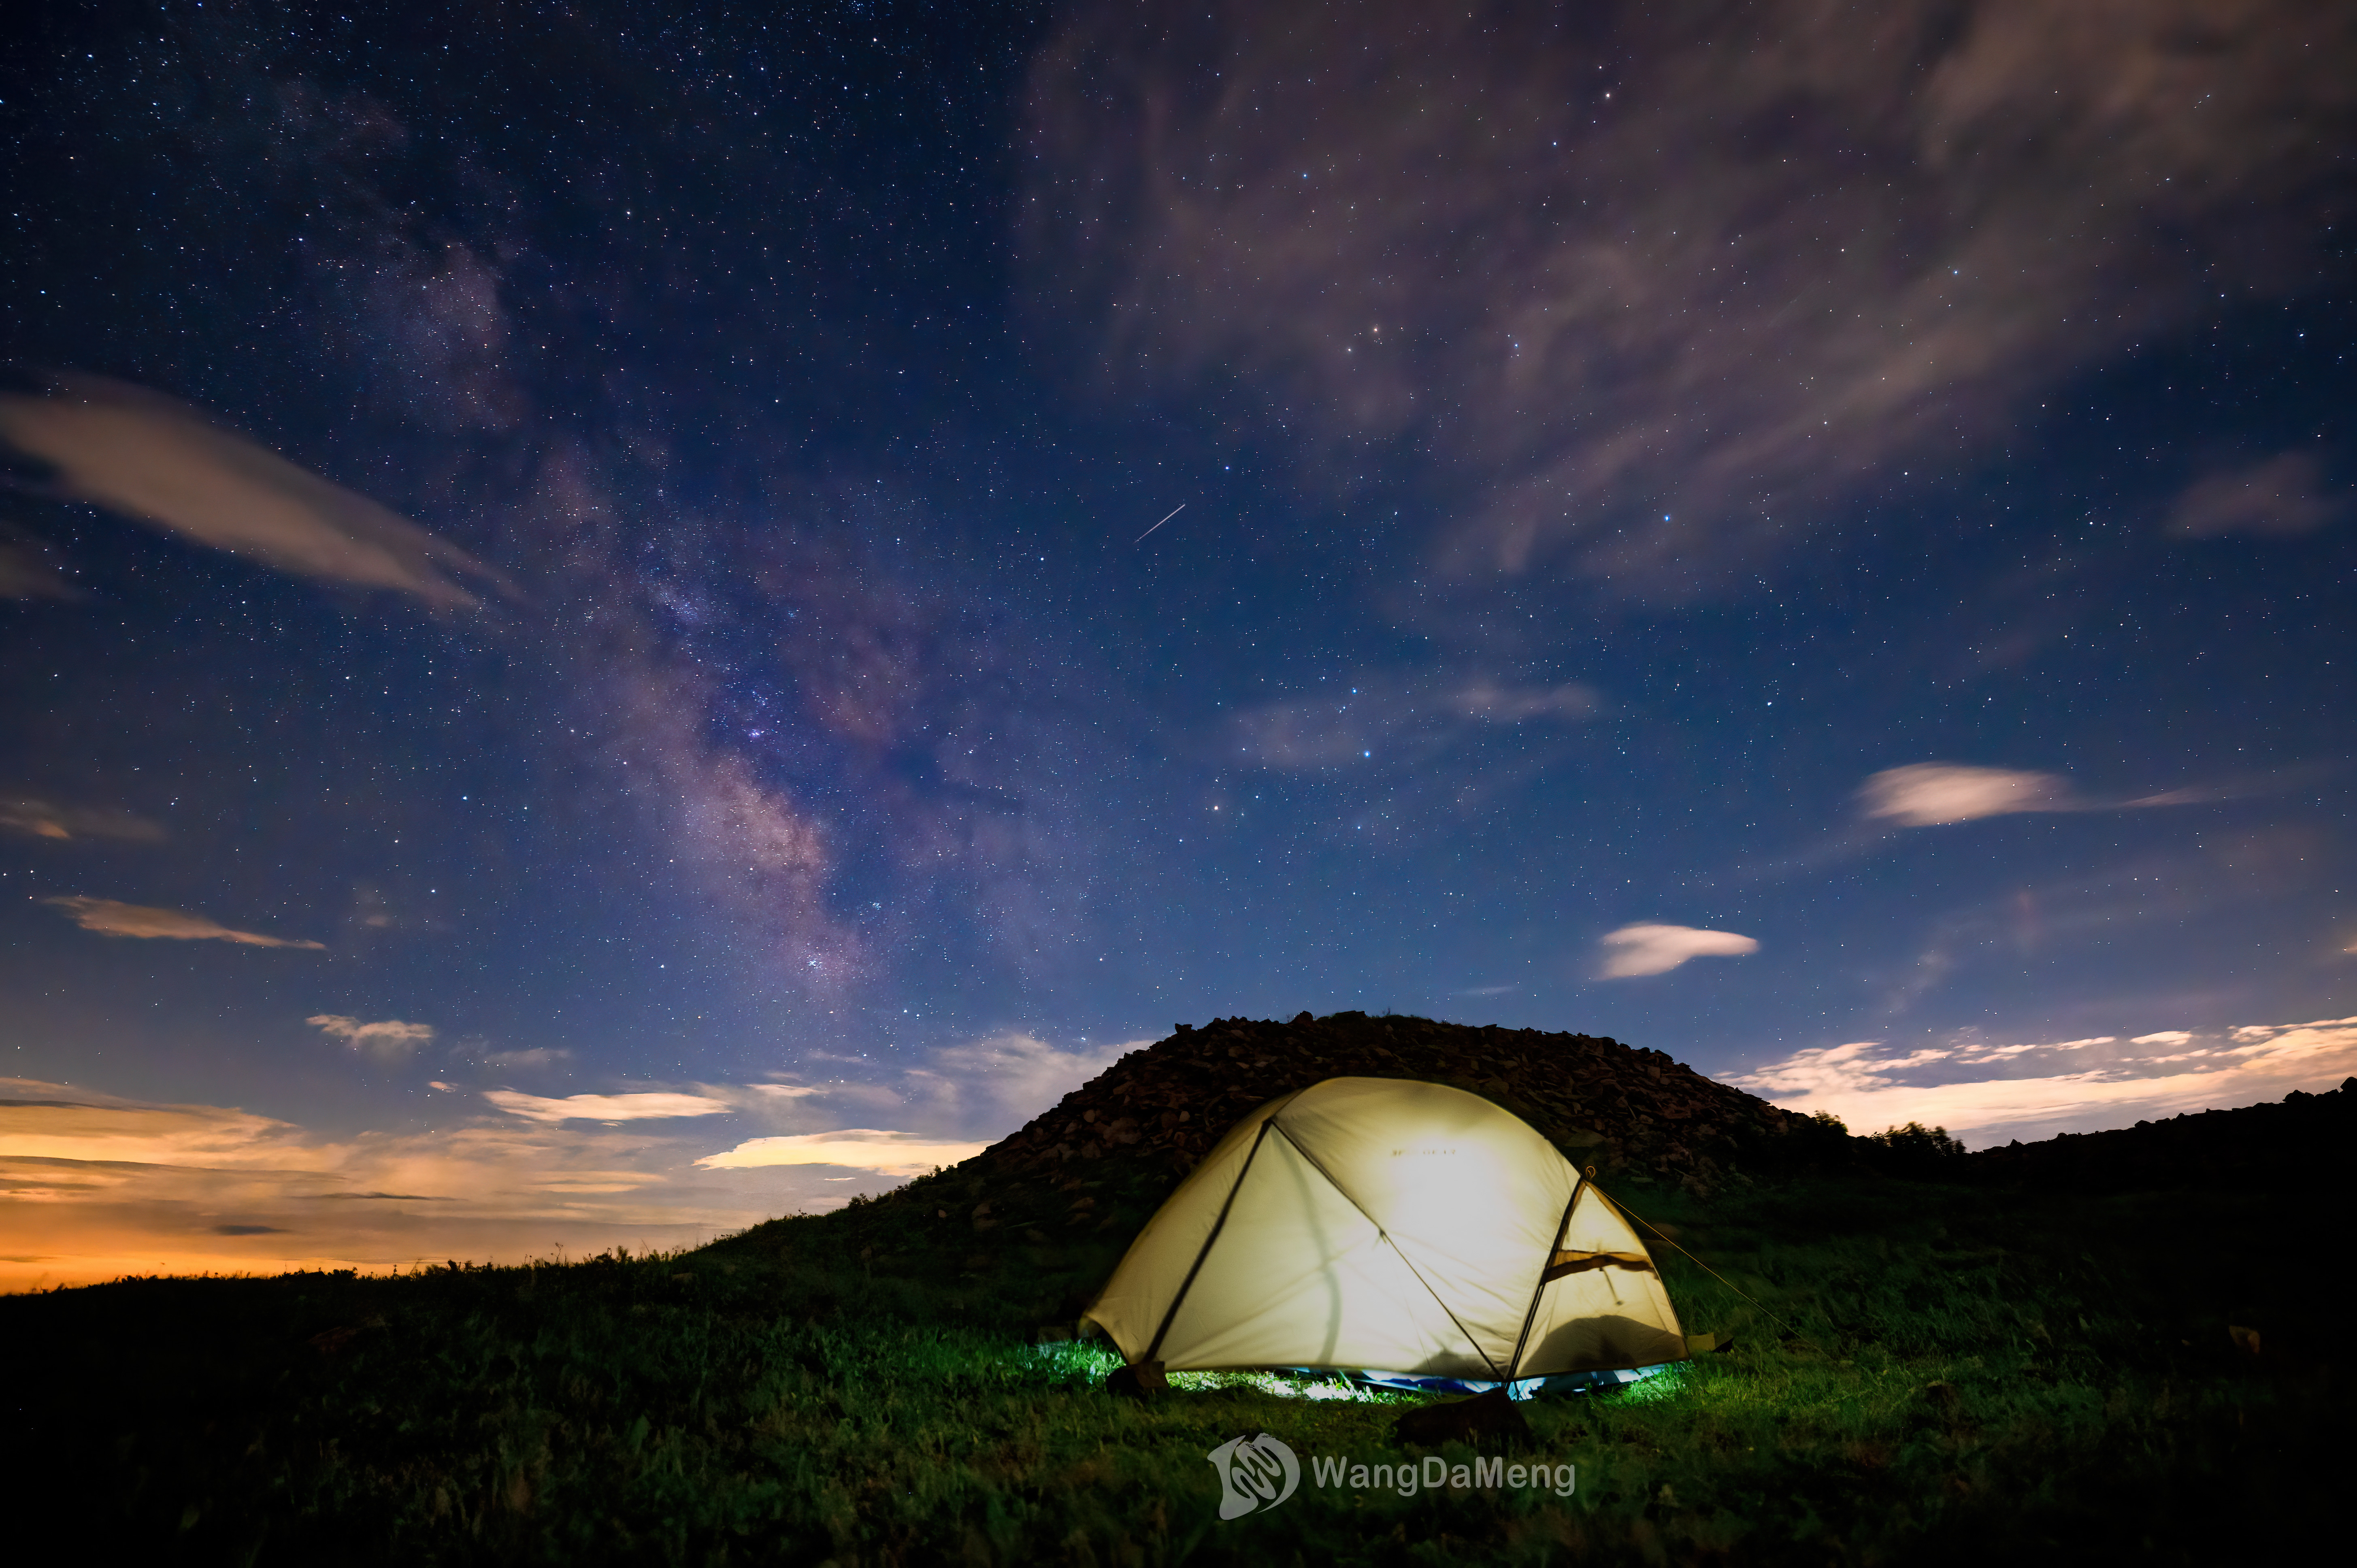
[4,1145,2345,1566]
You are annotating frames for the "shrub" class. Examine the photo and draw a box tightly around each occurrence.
[1863,1119,1968,1176]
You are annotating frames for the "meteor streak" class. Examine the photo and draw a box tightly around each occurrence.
[1134,503,1184,543]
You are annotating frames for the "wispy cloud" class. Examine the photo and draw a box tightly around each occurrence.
[1229,674,1599,770]
[1596,923,1758,979]
[482,1091,735,1124]
[0,1025,1152,1291]
[1720,761,2314,891]
[0,1087,306,1167]
[0,371,513,609]
[1857,821,2339,1020]
[43,896,324,950]
[747,1082,826,1100]
[1856,761,2270,829]
[1858,764,2073,826]
[696,1033,1136,1178]
[0,797,166,843]
[0,525,77,600]
[1027,0,2355,591]
[477,1047,572,1070]
[2167,452,2346,538]
[889,1031,1140,1134]
[0,1075,810,1293]
[1730,1017,2357,1146]
[307,1015,436,1061]
[694,1129,992,1176]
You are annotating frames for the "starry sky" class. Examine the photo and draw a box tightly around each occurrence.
[4,0,2355,1289]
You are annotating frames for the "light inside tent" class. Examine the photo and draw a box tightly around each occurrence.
[1086,1078,1688,1381]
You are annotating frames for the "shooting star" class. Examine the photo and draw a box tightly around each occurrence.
[1135,503,1185,544]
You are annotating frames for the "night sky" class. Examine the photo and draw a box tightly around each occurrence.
[5,0,2354,1289]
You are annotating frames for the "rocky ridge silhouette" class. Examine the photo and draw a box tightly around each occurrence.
[855,1012,1818,1264]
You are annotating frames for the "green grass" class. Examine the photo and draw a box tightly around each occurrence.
[3,1172,2342,1564]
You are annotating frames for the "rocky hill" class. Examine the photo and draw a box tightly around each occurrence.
[969,1009,1812,1195]
[1964,1077,2357,1191]
[715,1012,1825,1320]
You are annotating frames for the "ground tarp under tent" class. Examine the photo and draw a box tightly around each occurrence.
[1085,1076,1689,1381]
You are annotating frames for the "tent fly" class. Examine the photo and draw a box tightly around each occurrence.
[1084,1077,1690,1394]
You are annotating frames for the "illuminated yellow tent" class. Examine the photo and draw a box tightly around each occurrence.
[1085,1077,1688,1381]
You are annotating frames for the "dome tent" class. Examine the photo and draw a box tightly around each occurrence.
[1085,1077,1689,1389]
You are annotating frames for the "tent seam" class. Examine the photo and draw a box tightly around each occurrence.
[1138,1091,1308,1364]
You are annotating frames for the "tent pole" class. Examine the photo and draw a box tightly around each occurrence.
[1503,1171,1585,1382]
[1139,1116,1279,1365]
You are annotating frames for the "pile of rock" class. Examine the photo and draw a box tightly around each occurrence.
[950,1010,1811,1197]
[739,1012,1820,1327]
